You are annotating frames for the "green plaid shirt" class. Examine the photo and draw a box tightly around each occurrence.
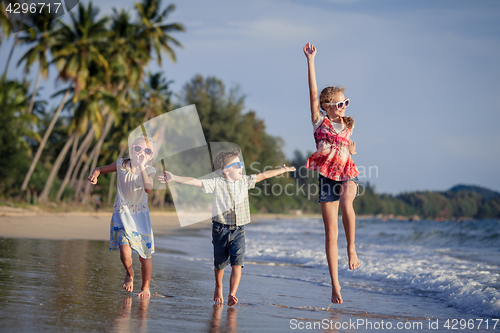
[201,174,257,226]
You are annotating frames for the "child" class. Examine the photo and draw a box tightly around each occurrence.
[160,149,295,306]
[303,42,360,305]
[88,136,156,297]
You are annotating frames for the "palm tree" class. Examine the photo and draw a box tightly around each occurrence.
[22,2,110,196]
[134,0,184,66]
[51,2,110,102]
[43,78,118,202]
[140,71,173,121]
[17,8,59,115]
[109,8,148,85]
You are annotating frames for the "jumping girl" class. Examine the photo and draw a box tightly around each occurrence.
[303,42,360,304]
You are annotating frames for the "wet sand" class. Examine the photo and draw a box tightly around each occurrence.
[0,236,449,333]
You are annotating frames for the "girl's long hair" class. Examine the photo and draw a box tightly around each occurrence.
[319,86,355,130]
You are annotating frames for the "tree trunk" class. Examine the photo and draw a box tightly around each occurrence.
[74,140,99,201]
[38,132,76,202]
[27,62,42,114]
[3,33,18,76]
[70,135,92,188]
[55,128,95,202]
[82,113,115,203]
[21,85,72,191]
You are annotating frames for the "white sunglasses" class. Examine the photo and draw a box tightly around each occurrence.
[324,98,350,109]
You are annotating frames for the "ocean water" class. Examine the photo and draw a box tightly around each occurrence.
[247,218,500,318]
[159,217,500,319]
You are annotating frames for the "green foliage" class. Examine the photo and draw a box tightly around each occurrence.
[350,184,500,219]
[0,77,37,196]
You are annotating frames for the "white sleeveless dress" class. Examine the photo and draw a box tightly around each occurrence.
[109,158,156,259]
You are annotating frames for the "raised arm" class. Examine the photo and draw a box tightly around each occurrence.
[88,162,117,185]
[158,171,204,188]
[304,43,321,125]
[256,165,296,183]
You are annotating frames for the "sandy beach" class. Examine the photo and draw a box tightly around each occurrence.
[0,209,181,240]
[0,206,309,240]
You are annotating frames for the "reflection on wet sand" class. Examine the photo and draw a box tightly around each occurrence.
[208,304,237,333]
[113,297,150,333]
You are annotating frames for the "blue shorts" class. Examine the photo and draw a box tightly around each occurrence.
[212,222,245,270]
[318,175,359,203]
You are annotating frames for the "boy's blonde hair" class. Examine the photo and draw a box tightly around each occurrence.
[319,86,355,130]
[213,149,240,176]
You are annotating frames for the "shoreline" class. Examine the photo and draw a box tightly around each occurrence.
[0,205,324,241]
[1,205,487,241]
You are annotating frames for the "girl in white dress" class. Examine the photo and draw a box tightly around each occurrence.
[88,136,156,297]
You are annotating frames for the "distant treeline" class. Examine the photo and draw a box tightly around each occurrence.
[352,184,500,219]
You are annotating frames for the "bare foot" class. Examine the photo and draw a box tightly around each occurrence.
[331,283,343,304]
[137,288,150,298]
[214,284,223,303]
[228,293,238,307]
[347,247,360,270]
[123,273,134,292]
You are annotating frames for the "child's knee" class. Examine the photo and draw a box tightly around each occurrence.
[231,265,242,272]
[325,228,339,240]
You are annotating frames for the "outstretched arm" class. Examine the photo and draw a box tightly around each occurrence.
[304,43,321,125]
[158,171,204,188]
[256,165,296,183]
[88,162,117,185]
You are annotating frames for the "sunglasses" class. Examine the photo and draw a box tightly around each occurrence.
[220,162,245,174]
[132,145,153,155]
[324,98,350,109]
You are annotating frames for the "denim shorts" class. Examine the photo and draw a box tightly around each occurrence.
[318,175,359,203]
[212,222,245,270]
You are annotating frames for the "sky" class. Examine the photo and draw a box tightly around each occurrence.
[1,0,500,194]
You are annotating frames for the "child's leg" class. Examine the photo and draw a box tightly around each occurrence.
[137,256,152,297]
[119,244,134,292]
[321,201,342,304]
[228,265,242,306]
[214,267,224,303]
[339,181,360,270]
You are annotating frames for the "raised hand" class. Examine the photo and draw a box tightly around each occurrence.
[349,139,357,155]
[303,42,316,60]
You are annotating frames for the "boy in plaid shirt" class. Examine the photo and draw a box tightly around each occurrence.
[160,149,295,306]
